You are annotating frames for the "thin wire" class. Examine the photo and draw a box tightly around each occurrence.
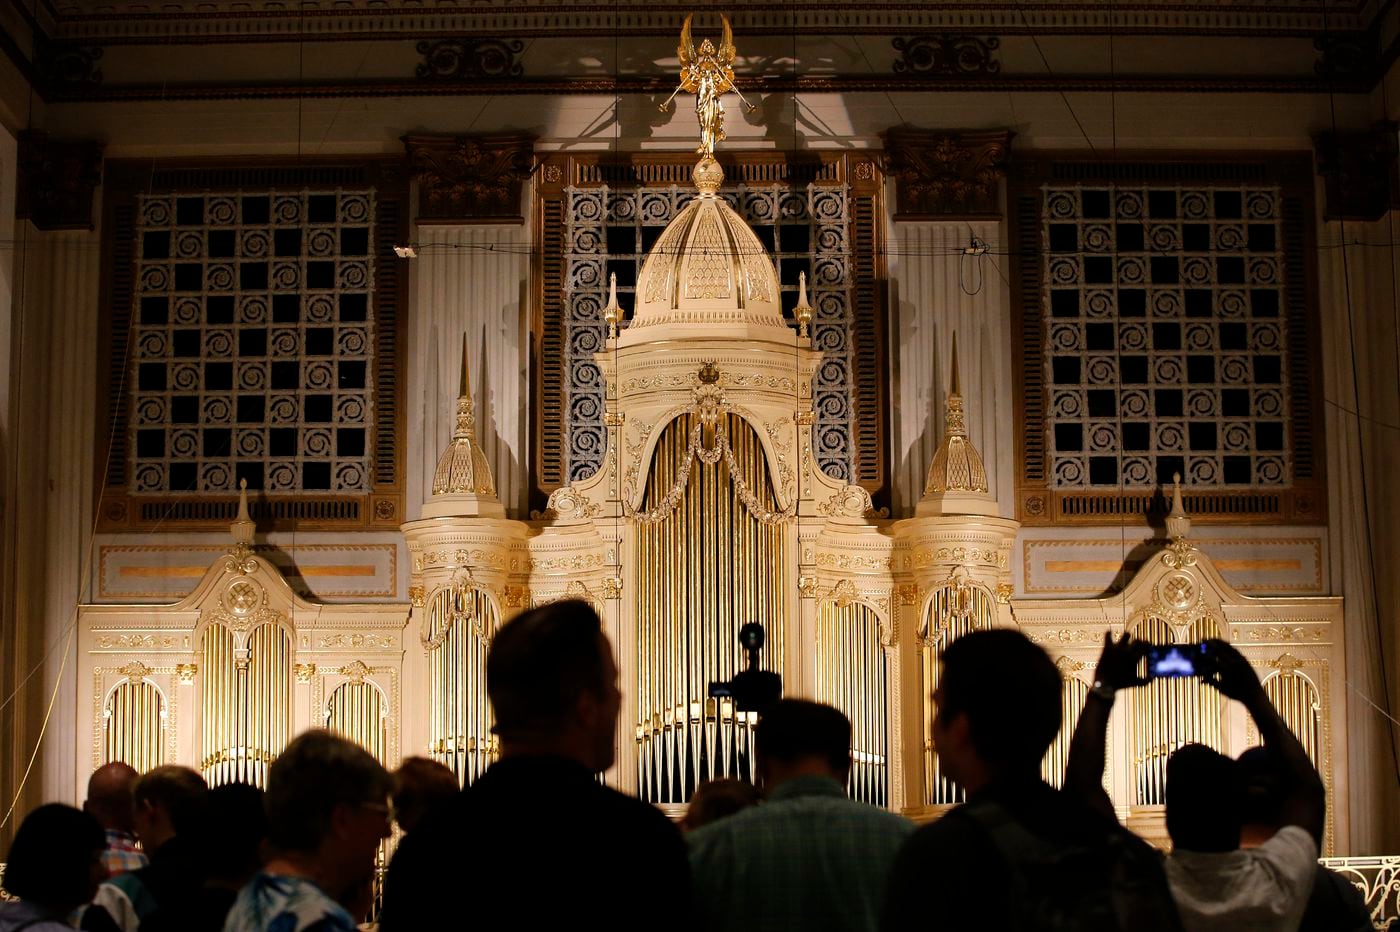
[0,623,75,831]
[1012,0,1098,153]
[1321,0,1400,787]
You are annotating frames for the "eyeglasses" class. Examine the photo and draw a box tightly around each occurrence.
[360,799,396,826]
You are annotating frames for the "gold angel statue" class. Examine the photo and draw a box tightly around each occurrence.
[660,13,756,156]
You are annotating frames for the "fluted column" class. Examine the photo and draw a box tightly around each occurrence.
[1318,216,1400,854]
[406,225,530,519]
[2,223,101,816]
[887,221,1014,517]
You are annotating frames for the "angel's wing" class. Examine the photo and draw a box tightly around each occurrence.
[678,13,696,67]
[718,14,736,64]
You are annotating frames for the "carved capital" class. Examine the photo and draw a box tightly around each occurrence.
[882,127,1011,220]
[294,663,317,684]
[175,663,198,685]
[892,35,1000,77]
[403,132,535,223]
[17,131,104,231]
[1314,122,1399,222]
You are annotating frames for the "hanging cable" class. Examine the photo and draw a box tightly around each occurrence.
[1320,0,1400,787]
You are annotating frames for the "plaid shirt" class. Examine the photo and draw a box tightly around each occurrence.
[688,774,914,932]
[101,829,148,876]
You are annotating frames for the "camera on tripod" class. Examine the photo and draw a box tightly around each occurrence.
[708,622,783,715]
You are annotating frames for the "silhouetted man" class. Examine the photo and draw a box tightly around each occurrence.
[379,600,689,931]
[883,629,1179,931]
[689,699,912,932]
[84,765,207,932]
[84,763,146,877]
[1162,640,1326,931]
[1237,746,1369,932]
[222,731,392,932]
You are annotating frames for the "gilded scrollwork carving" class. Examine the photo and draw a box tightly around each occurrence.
[339,660,371,685]
[294,663,317,683]
[546,486,603,520]
[818,486,873,518]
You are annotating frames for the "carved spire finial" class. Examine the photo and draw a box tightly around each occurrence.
[603,272,622,339]
[793,270,814,338]
[230,478,254,558]
[919,331,994,516]
[425,333,502,516]
[1167,471,1192,541]
[459,331,471,398]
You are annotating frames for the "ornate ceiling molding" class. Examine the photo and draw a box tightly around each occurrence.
[892,35,1000,77]
[881,127,1012,220]
[416,37,525,81]
[41,2,1372,43]
[404,131,535,223]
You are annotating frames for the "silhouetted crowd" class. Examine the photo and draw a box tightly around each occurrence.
[0,600,1375,931]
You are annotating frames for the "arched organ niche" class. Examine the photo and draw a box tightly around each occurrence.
[816,597,889,807]
[632,409,790,803]
[103,673,167,774]
[199,619,293,787]
[1257,663,1323,766]
[917,572,1000,807]
[423,582,501,785]
[1128,610,1225,806]
[77,484,410,798]
[326,670,390,765]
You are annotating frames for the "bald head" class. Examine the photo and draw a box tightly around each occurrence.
[85,762,139,832]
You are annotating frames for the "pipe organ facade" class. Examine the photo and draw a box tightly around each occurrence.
[74,131,1349,852]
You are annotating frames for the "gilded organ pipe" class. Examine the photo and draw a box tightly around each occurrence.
[634,413,788,804]
[816,601,889,806]
[1130,614,1223,806]
[426,585,498,786]
[104,680,165,774]
[920,578,996,806]
[327,681,388,764]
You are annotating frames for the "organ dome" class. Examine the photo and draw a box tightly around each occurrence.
[620,157,794,346]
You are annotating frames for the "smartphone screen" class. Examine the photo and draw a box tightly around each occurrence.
[1145,643,1207,678]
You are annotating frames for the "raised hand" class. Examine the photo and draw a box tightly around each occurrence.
[1197,638,1264,703]
[1092,631,1149,693]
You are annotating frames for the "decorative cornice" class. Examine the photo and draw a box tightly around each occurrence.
[892,35,1000,77]
[1314,121,1399,222]
[31,71,1374,104]
[882,127,1011,220]
[404,131,534,223]
[415,37,525,81]
[42,4,1373,45]
[16,130,104,231]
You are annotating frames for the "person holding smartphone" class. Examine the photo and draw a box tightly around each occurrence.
[1064,634,1325,932]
